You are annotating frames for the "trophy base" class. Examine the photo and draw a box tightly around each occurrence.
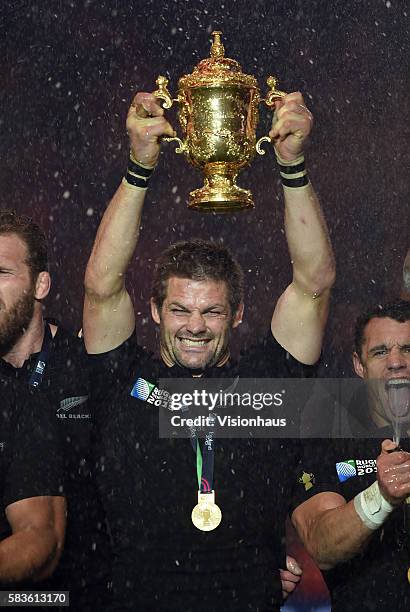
[188,169,254,213]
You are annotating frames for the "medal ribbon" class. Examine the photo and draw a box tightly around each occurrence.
[191,432,215,493]
[188,378,238,496]
[28,323,52,389]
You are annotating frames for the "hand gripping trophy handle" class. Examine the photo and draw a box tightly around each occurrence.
[256,76,287,155]
[152,76,187,154]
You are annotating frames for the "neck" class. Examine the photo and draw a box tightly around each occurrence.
[2,311,46,368]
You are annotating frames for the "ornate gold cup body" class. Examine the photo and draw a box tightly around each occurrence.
[154,32,285,213]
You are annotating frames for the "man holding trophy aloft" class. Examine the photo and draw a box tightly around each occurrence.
[84,33,335,611]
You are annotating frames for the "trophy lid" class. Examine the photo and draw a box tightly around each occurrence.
[178,31,258,89]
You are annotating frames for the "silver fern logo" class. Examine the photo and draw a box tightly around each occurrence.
[58,396,88,412]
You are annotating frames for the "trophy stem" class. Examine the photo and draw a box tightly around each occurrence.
[188,163,254,213]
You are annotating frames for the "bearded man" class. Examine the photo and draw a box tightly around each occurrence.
[0,212,111,609]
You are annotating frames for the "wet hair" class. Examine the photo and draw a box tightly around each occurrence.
[354,299,410,359]
[0,210,48,280]
[151,239,244,315]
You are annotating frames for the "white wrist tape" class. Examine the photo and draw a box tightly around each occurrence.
[354,481,394,530]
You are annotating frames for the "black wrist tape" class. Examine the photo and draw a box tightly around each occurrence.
[123,154,155,190]
[276,154,309,188]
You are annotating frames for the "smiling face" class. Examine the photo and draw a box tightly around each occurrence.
[353,317,410,427]
[151,276,243,371]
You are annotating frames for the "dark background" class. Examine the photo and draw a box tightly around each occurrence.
[0,0,410,374]
[1,1,408,608]
[1,0,408,376]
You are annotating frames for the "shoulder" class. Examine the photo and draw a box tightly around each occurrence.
[87,332,151,367]
[44,320,86,366]
[86,332,158,402]
[239,331,319,377]
[49,321,82,350]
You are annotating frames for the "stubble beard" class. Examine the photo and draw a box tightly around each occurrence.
[164,332,230,372]
[0,288,36,357]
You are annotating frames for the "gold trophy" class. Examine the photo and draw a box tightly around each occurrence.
[153,31,286,213]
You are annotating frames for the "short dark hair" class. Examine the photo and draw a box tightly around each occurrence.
[354,299,410,359]
[0,211,48,280]
[151,239,244,315]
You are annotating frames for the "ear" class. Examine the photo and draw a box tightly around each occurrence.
[150,298,161,325]
[352,351,365,378]
[231,302,244,329]
[34,271,51,300]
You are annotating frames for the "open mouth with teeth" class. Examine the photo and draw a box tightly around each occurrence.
[178,338,211,348]
[385,378,410,417]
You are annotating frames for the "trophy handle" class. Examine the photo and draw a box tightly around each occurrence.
[262,76,287,108]
[153,75,175,109]
[153,76,187,153]
[161,137,187,154]
[256,76,287,155]
[255,136,272,155]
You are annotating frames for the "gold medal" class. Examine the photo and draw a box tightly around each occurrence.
[191,491,222,531]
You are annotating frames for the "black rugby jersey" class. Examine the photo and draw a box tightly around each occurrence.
[0,386,63,543]
[0,322,111,610]
[90,331,317,612]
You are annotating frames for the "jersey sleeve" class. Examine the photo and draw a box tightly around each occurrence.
[3,391,64,509]
[239,331,319,378]
[86,331,145,409]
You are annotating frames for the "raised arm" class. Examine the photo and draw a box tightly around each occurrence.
[291,440,410,569]
[0,496,66,583]
[83,93,174,354]
[270,93,335,365]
